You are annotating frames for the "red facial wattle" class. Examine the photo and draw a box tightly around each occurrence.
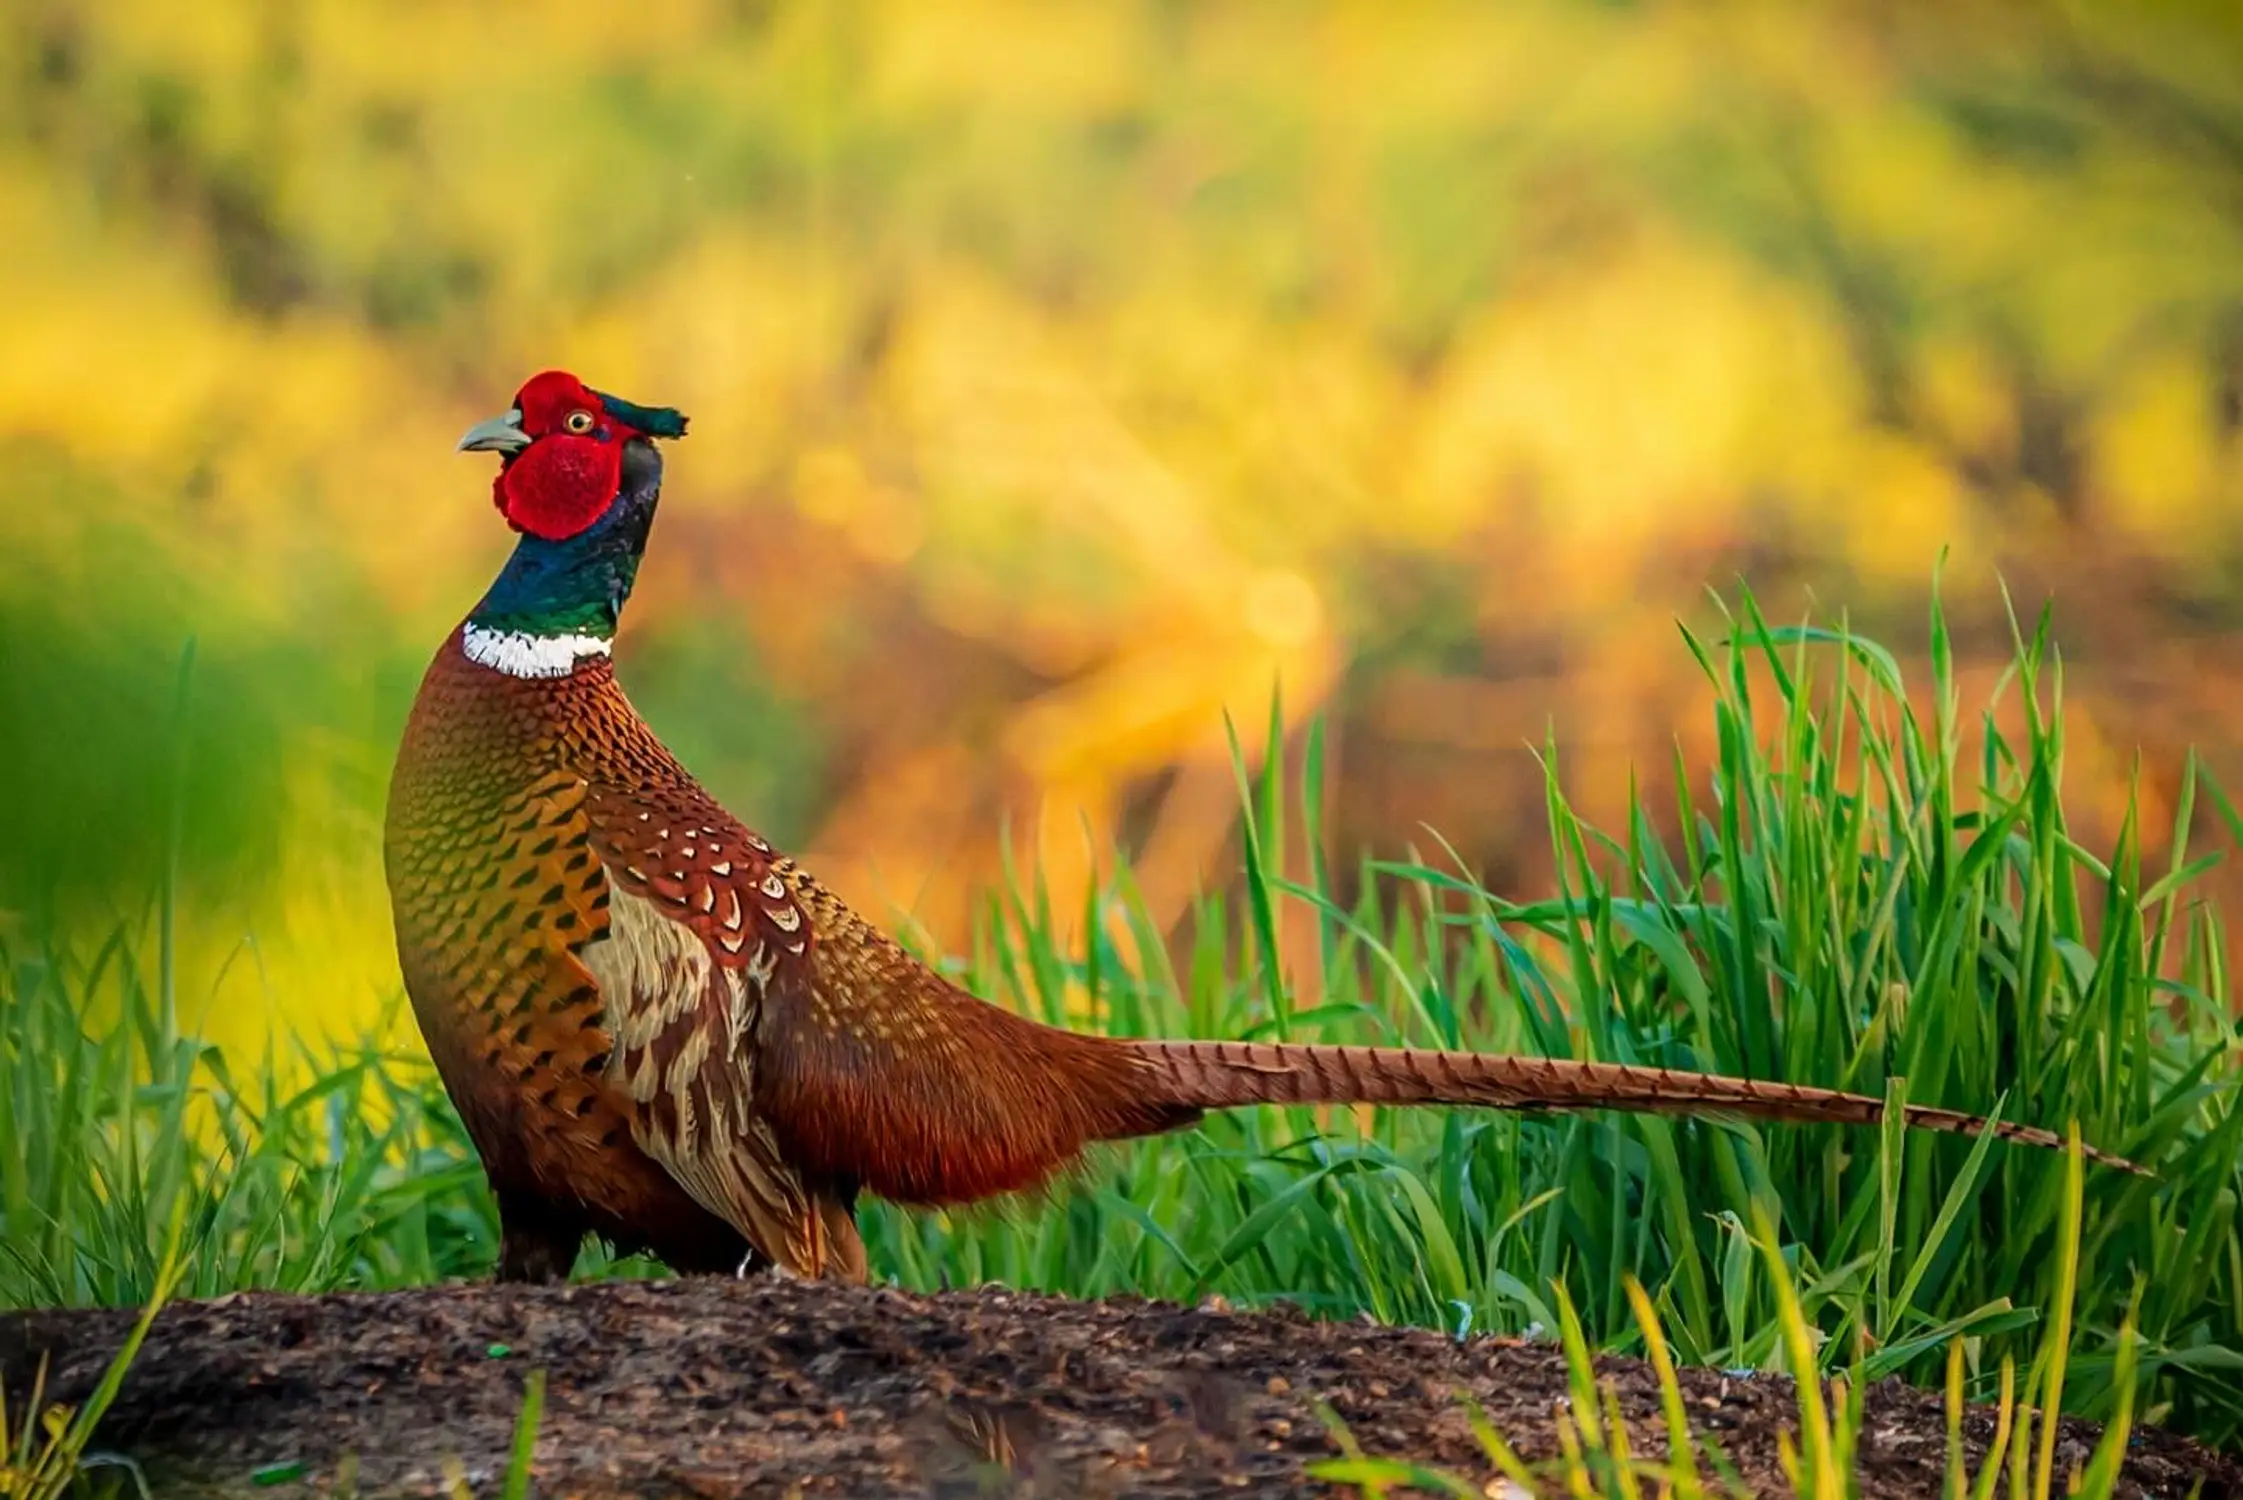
[496,432,626,540]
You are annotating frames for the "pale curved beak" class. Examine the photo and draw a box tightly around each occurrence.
[457,410,531,455]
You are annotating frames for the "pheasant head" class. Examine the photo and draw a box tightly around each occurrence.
[455,370,689,678]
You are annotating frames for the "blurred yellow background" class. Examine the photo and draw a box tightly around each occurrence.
[5,0,2243,1053]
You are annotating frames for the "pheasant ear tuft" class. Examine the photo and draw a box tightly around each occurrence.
[593,390,690,439]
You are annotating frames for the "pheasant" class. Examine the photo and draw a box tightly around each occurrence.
[385,370,2135,1285]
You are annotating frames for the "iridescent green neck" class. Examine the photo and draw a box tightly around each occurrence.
[468,440,662,644]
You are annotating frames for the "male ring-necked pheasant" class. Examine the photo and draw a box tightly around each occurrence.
[385,370,2134,1284]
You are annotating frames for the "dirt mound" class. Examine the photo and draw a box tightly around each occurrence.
[2,1280,2230,1498]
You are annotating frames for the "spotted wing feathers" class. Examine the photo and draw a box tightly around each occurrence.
[580,783,865,1279]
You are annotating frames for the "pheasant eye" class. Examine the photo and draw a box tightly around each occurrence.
[564,409,596,434]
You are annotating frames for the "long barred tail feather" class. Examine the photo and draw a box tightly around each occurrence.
[1115,1039,2145,1174]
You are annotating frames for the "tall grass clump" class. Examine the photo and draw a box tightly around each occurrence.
[0,921,496,1307]
[3,580,2238,1450]
[863,585,2242,1446]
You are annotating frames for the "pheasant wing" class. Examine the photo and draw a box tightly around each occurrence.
[580,779,864,1279]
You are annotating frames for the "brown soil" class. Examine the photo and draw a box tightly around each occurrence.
[2,1280,2232,1499]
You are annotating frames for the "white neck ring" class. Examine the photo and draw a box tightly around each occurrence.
[461,624,613,679]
